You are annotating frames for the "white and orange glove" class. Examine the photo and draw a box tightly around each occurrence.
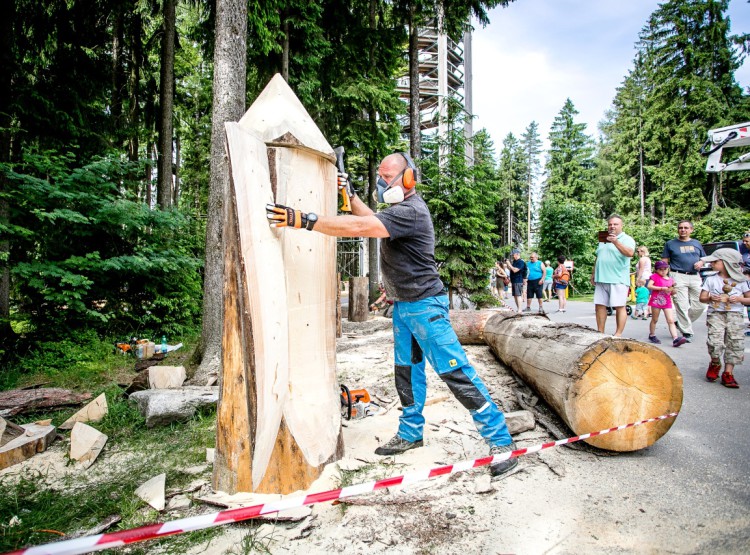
[265,203,318,230]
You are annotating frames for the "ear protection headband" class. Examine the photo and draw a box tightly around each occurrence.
[398,152,418,189]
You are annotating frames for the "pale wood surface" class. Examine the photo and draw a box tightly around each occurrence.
[238,74,335,162]
[0,416,24,447]
[272,146,340,471]
[69,422,108,469]
[220,119,342,494]
[482,311,682,451]
[59,392,108,430]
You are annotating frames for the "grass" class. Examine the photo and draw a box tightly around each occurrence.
[0,329,223,554]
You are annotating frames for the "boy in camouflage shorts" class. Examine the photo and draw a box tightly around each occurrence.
[699,249,750,388]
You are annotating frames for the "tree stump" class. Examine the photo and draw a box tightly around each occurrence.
[348,276,369,322]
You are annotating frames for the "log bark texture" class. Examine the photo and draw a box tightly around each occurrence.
[480,310,682,451]
[348,276,369,322]
[0,388,92,417]
[449,309,504,345]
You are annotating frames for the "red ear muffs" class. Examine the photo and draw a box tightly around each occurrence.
[403,168,415,189]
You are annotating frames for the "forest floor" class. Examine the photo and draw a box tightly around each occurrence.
[3,309,748,554]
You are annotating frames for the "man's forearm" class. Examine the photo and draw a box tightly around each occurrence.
[350,195,374,217]
[314,214,389,238]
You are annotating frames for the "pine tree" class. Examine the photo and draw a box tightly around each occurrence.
[637,0,746,218]
[544,99,595,204]
[495,132,527,249]
[520,121,543,248]
[420,98,500,308]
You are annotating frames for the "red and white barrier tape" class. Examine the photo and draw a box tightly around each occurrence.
[4,412,678,555]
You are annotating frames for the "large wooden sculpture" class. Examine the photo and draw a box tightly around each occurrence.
[215,75,343,494]
[452,310,682,452]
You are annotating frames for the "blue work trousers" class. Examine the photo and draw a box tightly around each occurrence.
[392,295,512,447]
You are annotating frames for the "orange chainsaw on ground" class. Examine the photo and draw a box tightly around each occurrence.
[340,385,380,420]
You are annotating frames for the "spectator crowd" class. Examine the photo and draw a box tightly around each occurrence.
[495,221,750,389]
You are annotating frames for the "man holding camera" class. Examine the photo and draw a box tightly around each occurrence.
[591,214,635,337]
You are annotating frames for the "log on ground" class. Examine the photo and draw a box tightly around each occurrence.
[481,311,682,452]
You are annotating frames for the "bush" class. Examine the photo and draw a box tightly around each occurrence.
[2,151,203,339]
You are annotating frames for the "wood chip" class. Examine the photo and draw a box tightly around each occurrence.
[69,422,107,469]
[135,473,166,511]
[59,393,108,430]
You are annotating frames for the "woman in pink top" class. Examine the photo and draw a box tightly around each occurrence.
[647,260,687,347]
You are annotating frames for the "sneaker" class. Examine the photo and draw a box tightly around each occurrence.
[683,333,693,343]
[374,435,423,456]
[672,337,687,348]
[538,310,546,315]
[706,361,721,382]
[489,442,519,477]
[648,335,661,344]
[721,372,739,388]
[523,307,531,312]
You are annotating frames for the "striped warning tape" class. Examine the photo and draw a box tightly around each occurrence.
[4,412,678,555]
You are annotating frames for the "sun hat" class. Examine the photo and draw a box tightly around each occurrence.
[654,260,669,270]
[701,248,745,282]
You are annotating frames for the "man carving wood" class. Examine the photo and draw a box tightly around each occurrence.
[266,152,518,477]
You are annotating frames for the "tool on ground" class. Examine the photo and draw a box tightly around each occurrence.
[340,385,379,420]
[6,412,679,555]
[334,146,352,212]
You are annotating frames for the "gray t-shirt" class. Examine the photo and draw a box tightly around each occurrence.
[662,238,706,272]
[374,194,444,302]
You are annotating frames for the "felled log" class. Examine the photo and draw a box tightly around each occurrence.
[449,309,503,345]
[0,422,57,470]
[0,388,92,417]
[348,276,369,323]
[218,74,342,495]
[474,309,682,451]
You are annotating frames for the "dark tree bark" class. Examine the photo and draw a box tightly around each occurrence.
[128,12,142,163]
[0,1,15,343]
[408,3,421,159]
[111,3,124,126]
[157,0,176,209]
[194,0,247,384]
[174,135,181,206]
[282,19,290,81]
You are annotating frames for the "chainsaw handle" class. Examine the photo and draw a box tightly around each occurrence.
[340,384,352,420]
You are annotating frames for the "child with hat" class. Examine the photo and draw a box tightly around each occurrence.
[699,248,750,388]
[646,260,688,347]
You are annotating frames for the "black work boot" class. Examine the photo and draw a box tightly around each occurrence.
[489,442,518,477]
[374,435,424,456]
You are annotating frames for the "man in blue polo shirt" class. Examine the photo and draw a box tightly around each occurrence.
[661,220,706,342]
[591,214,635,337]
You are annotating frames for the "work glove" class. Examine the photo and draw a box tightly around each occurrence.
[265,203,317,230]
[338,172,356,199]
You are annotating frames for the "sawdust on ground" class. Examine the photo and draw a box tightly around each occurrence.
[5,315,748,554]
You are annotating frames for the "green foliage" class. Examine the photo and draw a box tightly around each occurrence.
[421,99,500,308]
[599,0,748,221]
[537,199,600,293]
[495,132,528,249]
[2,152,202,338]
[544,98,596,203]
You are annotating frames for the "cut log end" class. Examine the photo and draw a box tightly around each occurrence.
[567,340,683,451]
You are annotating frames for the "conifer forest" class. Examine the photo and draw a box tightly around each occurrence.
[1,0,748,364]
